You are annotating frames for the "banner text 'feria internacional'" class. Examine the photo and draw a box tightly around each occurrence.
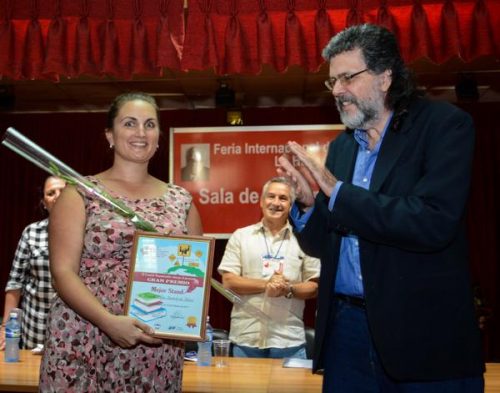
[169,125,344,237]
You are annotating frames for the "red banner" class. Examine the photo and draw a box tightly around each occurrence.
[169,125,344,237]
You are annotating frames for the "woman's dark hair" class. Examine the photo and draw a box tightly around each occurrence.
[37,175,62,217]
[38,188,49,217]
[322,24,417,129]
[106,92,160,129]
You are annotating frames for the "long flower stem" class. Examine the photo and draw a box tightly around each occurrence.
[2,127,157,232]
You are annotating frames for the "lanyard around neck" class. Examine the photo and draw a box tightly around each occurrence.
[261,227,288,259]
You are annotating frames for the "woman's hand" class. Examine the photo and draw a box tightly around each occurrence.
[100,314,163,348]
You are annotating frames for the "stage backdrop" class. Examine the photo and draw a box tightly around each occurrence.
[170,125,344,237]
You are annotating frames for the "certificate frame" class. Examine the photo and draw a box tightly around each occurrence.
[124,231,215,341]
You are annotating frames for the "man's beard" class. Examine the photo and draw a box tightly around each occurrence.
[335,91,384,130]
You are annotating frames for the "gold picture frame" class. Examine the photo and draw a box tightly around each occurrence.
[124,231,215,341]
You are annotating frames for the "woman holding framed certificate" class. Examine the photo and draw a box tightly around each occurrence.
[39,92,203,392]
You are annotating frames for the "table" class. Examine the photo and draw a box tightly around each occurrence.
[1,351,499,393]
[0,351,39,393]
[183,357,321,392]
[0,351,320,393]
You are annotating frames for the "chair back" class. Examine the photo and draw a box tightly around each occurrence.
[305,327,315,359]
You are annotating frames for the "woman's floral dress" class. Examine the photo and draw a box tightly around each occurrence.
[39,177,193,392]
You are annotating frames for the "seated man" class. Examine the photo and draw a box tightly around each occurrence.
[218,177,320,359]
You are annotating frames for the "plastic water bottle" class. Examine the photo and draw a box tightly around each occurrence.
[197,316,213,367]
[4,312,21,362]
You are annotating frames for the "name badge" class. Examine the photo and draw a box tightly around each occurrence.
[261,255,284,277]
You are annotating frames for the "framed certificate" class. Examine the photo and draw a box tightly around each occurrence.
[124,231,215,341]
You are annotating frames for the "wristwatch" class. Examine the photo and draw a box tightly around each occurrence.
[285,285,294,299]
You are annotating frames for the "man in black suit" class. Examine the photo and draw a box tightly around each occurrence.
[278,24,484,392]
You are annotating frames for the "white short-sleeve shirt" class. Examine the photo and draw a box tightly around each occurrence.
[218,221,320,349]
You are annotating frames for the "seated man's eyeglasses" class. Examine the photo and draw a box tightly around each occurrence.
[324,68,369,91]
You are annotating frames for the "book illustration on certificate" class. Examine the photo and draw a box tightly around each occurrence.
[124,231,215,341]
[130,292,167,322]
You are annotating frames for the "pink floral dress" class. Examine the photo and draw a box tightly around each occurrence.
[39,177,193,392]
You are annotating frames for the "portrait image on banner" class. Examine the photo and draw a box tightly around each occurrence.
[180,144,210,182]
[169,125,344,237]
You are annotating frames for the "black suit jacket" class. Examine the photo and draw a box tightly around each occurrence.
[296,98,484,380]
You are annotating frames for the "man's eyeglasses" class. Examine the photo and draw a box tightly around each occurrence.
[324,69,369,91]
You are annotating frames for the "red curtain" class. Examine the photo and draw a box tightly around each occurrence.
[1,1,499,80]
[0,0,185,80]
[181,0,500,75]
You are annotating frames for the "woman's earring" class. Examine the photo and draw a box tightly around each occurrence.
[110,144,114,149]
